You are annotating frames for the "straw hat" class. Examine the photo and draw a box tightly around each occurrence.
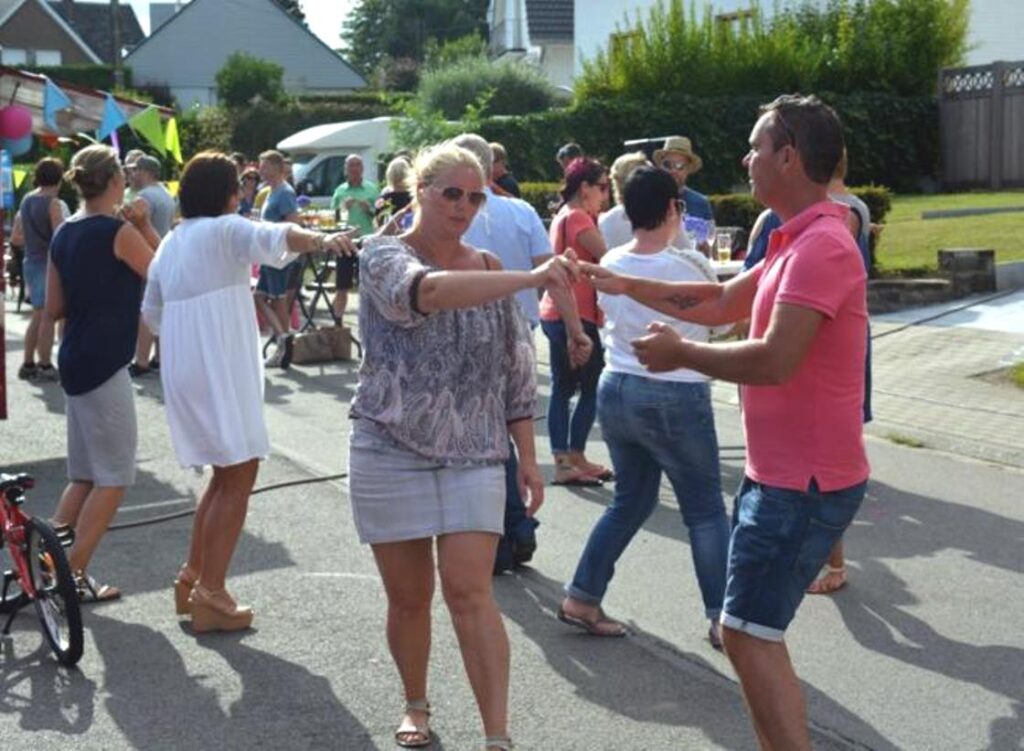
[653,136,703,174]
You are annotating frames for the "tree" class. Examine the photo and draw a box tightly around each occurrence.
[215,52,286,108]
[274,0,305,23]
[341,0,489,77]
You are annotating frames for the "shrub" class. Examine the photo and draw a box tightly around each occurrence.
[850,186,893,225]
[215,52,285,108]
[23,64,130,90]
[479,93,936,193]
[519,182,561,219]
[709,194,763,231]
[576,0,969,100]
[417,56,555,119]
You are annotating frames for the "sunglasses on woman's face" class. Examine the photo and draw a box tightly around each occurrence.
[591,181,610,192]
[433,185,487,207]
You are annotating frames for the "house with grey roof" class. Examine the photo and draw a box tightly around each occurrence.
[0,0,144,66]
[489,0,574,90]
[125,0,365,108]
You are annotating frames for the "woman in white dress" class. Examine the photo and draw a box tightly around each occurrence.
[142,151,355,633]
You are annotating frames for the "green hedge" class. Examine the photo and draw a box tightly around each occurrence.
[188,96,398,158]
[482,93,936,194]
[22,64,131,90]
[519,182,561,219]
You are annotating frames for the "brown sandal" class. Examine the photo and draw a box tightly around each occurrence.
[74,571,121,603]
[557,605,627,637]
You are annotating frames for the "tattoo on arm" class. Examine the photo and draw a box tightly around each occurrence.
[664,293,702,311]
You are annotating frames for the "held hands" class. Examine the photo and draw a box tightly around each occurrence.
[532,254,579,291]
[631,321,687,373]
[517,459,545,518]
[120,198,151,229]
[579,261,628,295]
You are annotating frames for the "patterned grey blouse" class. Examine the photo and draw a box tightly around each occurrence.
[351,236,537,465]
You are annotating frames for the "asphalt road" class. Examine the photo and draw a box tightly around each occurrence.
[1,312,1022,750]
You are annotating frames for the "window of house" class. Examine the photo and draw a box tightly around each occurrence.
[1,48,28,65]
[34,50,62,66]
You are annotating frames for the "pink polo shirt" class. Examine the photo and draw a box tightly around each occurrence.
[743,201,870,492]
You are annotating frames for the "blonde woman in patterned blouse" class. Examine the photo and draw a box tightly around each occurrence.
[349,141,577,751]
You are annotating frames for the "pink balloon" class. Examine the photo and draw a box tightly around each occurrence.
[0,105,34,140]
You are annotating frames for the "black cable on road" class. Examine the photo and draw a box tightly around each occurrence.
[109,472,349,531]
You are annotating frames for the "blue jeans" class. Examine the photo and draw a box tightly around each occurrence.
[566,372,729,619]
[541,319,603,454]
[494,442,540,572]
[722,476,866,641]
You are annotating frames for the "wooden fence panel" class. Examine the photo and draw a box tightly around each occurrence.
[939,61,1024,190]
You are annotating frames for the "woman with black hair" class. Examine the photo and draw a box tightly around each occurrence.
[558,166,730,647]
[142,151,355,633]
[538,157,613,486]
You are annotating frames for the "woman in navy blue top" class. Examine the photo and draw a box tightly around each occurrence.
[45,144,159,602]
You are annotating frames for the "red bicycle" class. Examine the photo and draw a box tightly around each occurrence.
[0,473,83,666]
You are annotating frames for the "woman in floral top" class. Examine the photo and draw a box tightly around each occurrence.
[349,141,575,751]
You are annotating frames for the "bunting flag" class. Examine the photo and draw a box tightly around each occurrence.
[13,168,27,189]
[97,94,128,142]
[129,105,166,156]
[164,116,182,164]
[43,78,72,130]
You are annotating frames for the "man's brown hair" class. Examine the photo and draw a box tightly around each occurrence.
[259,150,285,169]
[759,94,844,185]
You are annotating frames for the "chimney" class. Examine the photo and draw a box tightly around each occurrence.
[62,0,74,23]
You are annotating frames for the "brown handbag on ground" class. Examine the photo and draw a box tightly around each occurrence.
[290,326,353,364]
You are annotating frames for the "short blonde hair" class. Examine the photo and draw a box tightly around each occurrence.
[412,141,485,189]
[66,144,122,200]
[610,151,649,205]
[385,156,411,191]
[259,150,286,169]
[490,142,508,164]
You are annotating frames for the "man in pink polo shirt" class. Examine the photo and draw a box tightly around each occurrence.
[581,94,869,749]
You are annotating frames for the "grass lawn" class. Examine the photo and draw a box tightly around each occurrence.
[876,190,1024,273]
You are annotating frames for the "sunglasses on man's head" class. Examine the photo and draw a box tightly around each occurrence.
[661,159,689,171]
[434,185,487,207]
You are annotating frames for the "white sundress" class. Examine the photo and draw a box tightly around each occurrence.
[142,214,296,468]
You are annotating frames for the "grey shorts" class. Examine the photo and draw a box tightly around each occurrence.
[66,368,137,487]
[348,420,504,545]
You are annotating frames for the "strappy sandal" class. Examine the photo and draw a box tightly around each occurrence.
[74,570,121,603]
[557,605,628,637]
[174,566,198,615]
[485,737,514,750]
[806,565,847,595]
[395,699,431,748]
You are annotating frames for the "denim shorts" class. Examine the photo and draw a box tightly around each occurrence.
[256,260,302,299]
[721,476,866,642]
[23,255,48,310]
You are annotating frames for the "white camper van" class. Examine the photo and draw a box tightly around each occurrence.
[277,116,398,208]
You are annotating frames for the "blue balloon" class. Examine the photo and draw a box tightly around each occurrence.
[2,134,33,157]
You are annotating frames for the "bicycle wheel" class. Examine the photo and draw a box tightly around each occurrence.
[26,519,83,667]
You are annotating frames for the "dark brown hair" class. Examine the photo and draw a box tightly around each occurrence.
[179,151,239,218]
[34,157,64,187]
[66,145,121,200]
[759,94,844,185]
[560,157,607,203]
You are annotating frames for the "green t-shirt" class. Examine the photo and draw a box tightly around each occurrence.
[331,181,379,236]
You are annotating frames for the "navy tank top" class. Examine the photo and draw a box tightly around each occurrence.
[50,215,142,396]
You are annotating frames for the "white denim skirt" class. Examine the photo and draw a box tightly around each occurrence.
[347,420,504,545]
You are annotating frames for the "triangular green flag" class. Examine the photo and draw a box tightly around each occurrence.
[129,105,166,156]
[165,116,182,164]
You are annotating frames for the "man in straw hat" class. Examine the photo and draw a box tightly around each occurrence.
[653,135,713,222]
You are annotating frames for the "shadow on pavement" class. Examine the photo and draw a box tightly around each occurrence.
[89,613,375,749]
[835,479,1024,745]
[496,568,900,751]
[0,639,96,736]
